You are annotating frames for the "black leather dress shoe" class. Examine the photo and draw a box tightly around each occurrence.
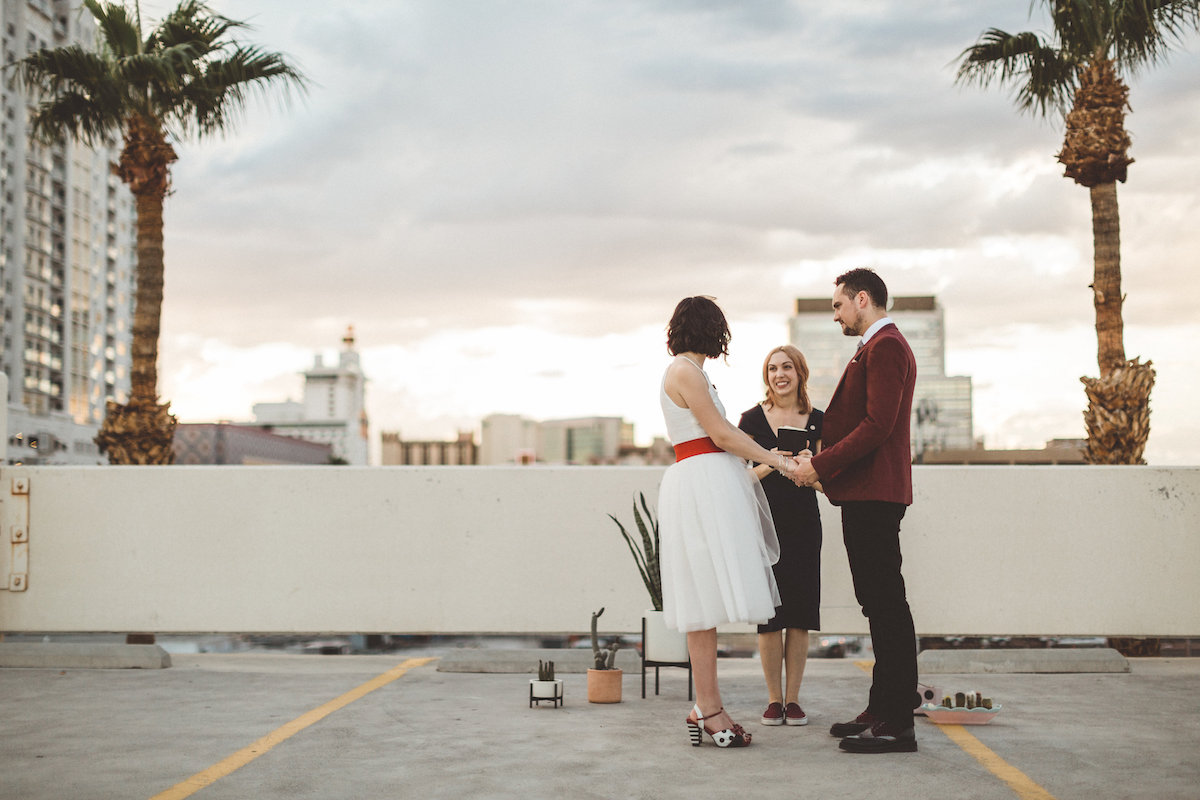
[828,710,879,738]
[838,721,918,753]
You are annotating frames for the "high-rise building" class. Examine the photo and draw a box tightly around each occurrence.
[2,0,136,464]
[789,295,973,458]
[252,328,370,465]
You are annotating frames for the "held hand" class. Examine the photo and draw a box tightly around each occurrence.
[792,455,819,487]
[785,468,811,488]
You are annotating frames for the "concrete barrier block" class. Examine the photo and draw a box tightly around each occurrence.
[437,647,643,674]
[0,643,171,669]
[918,647,1129,674]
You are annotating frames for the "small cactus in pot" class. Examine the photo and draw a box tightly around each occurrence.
[587,607,623,703]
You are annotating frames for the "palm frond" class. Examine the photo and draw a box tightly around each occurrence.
[956,28,1078,116]
[83,0,143,58]
[171,44,307,137]
[1109,0,1200,71]
[14,44,107,95]
[114,50,195,91]
[12,44,125,144]
[13,0,306,147]
[1045,0,1108,58]
[152,1,245,53]
[29,91,123,145]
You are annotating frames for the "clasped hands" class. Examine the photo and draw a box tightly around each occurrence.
[773,448,822,491]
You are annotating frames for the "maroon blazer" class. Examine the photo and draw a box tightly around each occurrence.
[810,323,916,505]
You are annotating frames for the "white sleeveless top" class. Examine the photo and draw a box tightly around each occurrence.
[660,357,722,444]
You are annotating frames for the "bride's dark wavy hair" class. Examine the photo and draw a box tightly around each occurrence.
[666,296,731,359]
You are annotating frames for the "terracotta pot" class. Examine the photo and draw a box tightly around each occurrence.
[587,668,623,703]
[643,610,690,663]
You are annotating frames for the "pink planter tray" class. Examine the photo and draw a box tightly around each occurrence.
[919,704,1002,725]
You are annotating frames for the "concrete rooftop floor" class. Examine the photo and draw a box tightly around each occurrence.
[1,647,1198,800]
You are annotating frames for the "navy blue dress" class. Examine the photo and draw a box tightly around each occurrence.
[737,404,823,633]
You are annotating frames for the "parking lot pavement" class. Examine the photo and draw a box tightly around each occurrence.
[0,651,1197,799]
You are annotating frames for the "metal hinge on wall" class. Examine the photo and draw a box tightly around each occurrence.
[5,477,30,592]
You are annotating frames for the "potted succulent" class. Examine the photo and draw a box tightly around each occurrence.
[586,607,623,703]
[529,659,563,708]
[610,493,689,664]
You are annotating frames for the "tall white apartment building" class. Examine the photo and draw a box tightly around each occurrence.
[252,328,370,465]
[789,295,973,459]
[2,0,136,464]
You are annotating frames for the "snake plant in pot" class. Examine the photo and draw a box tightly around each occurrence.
[610,492,689,664]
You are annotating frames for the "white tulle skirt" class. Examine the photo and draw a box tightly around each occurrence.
[658,451,782,633]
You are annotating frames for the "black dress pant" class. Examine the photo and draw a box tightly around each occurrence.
[841,500,917,728]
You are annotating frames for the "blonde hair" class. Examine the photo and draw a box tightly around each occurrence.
[762,345,811,413]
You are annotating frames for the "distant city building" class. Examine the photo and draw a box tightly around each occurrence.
[538,416,633,464]
[1,0,137,463]
[480,414,539,465]
[617,436,675,466]
[921,438,1086,465]
[789,295,973,459]
[174,423,333,465]
[4,402,104,464]
[252,328,370,465]
[479,414,635,465]
[381,431,478,466]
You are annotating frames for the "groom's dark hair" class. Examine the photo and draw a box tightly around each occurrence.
[835,268,888,310]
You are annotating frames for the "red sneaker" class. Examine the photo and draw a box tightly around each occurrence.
[760,702,785,726]
[784,702,808,726]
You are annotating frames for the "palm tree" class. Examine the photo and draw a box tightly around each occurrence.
[956,1,1200,464]
[12,0,305,464]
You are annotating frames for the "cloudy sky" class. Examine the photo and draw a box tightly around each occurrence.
[139,0,1200,464]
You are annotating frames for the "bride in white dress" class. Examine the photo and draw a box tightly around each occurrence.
[658,296,802,748]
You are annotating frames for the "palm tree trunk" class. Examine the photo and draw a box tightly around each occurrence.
[131,191,166,403]
[1080,185,1155,464]
[1089,182,1125,376]
[93,116,178,465]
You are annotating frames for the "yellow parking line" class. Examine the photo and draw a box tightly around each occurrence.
[849,660,1057,799]
[936,724,1057,800]
[150,656,438,800]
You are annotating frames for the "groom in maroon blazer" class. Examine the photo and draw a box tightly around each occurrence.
[793,268,919,753]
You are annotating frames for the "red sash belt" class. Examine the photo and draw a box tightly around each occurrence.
[674,437,723,462]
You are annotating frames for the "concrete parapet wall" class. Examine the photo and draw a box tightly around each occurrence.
[0,465,1196,637]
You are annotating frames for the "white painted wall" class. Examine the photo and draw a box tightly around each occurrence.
[0,465,1196,636]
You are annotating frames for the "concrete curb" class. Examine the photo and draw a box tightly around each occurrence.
[436,647,643,673]
[918,647,1130,674]
[0,643,172,669]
